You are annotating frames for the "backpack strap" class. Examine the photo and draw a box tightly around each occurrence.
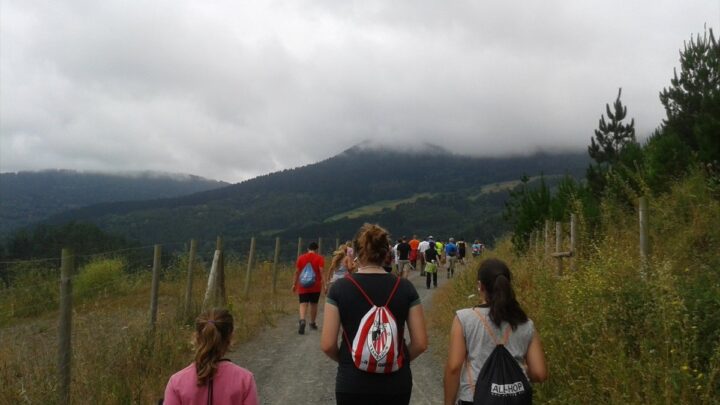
[345,274,402,307]
[384,276,402,307]
[207,358,232,405]
[464,310,512,391]
[472,308,511,345]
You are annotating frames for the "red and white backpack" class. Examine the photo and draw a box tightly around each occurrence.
[342,275,404,373]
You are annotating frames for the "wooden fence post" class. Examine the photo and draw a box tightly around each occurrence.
[544,220,550,256]
[335,237,340,250]
[183,239,197,318]
[570,214,577,271]
[639,196,649,262]
[318,237,323,256]
[149,244,162,328]
[296,237,303,262]
[272,237,281,294]
[244,237,256,297]
[202,249,221,309]
[58,248,74,404]
[216,236,226,306]
[555,222,563,276]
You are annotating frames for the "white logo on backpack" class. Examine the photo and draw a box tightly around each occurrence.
[343,276,404,373]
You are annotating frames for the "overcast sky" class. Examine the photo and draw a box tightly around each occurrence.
[1,1,718,182]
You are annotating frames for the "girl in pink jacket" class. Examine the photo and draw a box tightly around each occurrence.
[163,308,258,405]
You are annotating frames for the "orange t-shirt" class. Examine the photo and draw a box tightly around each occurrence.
[409,239,420,250]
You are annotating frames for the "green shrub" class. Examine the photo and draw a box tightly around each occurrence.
[0,264,58,323]
[74,258,126,301]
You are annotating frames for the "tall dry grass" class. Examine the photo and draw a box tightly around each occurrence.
[428,171,720,404]
[0,253,297,404]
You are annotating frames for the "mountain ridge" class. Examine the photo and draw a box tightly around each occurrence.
[41,146,591,247]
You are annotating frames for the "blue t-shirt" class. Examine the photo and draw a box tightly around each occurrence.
[445,242,457,256]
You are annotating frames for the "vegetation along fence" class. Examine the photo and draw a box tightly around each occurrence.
[0,234,348,403]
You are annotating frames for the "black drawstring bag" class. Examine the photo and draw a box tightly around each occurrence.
[470,311,532,405]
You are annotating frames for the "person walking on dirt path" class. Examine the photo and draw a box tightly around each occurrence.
[471,240,482,258]
[396,236,412,279]
[326,246,351,293]
[163,308,259,405]
[443,259,547,405]
[445,238,458,279]
[418,236,432,276]
[423,237,440,289]
[408,235,420,272]
[456,237,467,265]
[321,223,428,405]
[293,241,324,335]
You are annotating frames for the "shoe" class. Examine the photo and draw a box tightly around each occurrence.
[298,320,306,335]
[309,322,318,330]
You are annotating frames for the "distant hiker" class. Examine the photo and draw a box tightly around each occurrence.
[344,240,356,271]
[321,223,428,405]
[435,240,444,258]
[326,246,351,292]
[443,259,547,405]
[163,308,258,405]
[396,236,412,279]
[445,238,458,279]
[408,235,421,272]
[457,237,467,265]
[424,237,440,289]
[418,236,432,276]
[383,241,395,273]
[293,241,324,334]
[471,240,482,257]
[392,239,399,273]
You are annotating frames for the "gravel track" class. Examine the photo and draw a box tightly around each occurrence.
[230,265,464,405]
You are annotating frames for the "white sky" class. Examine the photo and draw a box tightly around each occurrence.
[1,0,718,182]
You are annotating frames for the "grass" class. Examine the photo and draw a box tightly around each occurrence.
[427,172,720,404]
[324,193,434,222]
[0,253,298,404]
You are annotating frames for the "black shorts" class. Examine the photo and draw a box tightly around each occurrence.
[299,292,320,303]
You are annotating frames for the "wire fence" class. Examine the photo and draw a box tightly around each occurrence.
[0,233,350,403]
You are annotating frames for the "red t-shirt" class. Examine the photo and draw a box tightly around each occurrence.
[295,252,324,294]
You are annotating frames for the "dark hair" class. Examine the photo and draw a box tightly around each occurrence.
[195,308,234,386]
[308,241,319,251]
[478,259,528,330]
[353,223,390,265]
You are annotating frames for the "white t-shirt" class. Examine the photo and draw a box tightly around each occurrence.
[418,240,430,253]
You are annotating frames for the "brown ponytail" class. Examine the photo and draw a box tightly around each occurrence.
[194,308,234,386]
[353,223,390,265]
[478,259,528,330]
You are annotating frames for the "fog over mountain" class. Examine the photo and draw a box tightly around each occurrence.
[1,0,716,182]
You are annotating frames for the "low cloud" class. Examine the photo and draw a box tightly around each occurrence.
[1,0,716,182]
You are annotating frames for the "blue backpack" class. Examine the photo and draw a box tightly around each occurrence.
[299,263,316,288]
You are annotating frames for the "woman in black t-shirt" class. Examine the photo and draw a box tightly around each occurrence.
[321,223,428,405]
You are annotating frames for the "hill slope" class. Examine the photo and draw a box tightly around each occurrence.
[46,146,590,248]
[0,170,227,235]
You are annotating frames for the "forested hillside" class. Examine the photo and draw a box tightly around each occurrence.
[43,147,589,249]
[0,170,227,235]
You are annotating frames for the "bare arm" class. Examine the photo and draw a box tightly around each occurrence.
[444,316,466,405]
[320,302,341,362]
[525,333,548,382]
[406,304,428,361]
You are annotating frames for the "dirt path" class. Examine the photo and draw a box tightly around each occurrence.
[230,265,463,405]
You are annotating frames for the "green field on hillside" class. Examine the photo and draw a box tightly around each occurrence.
[324,193,435,222]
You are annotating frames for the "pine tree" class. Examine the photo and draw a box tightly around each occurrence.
[588,88,637,165]
[659,27,720,164]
